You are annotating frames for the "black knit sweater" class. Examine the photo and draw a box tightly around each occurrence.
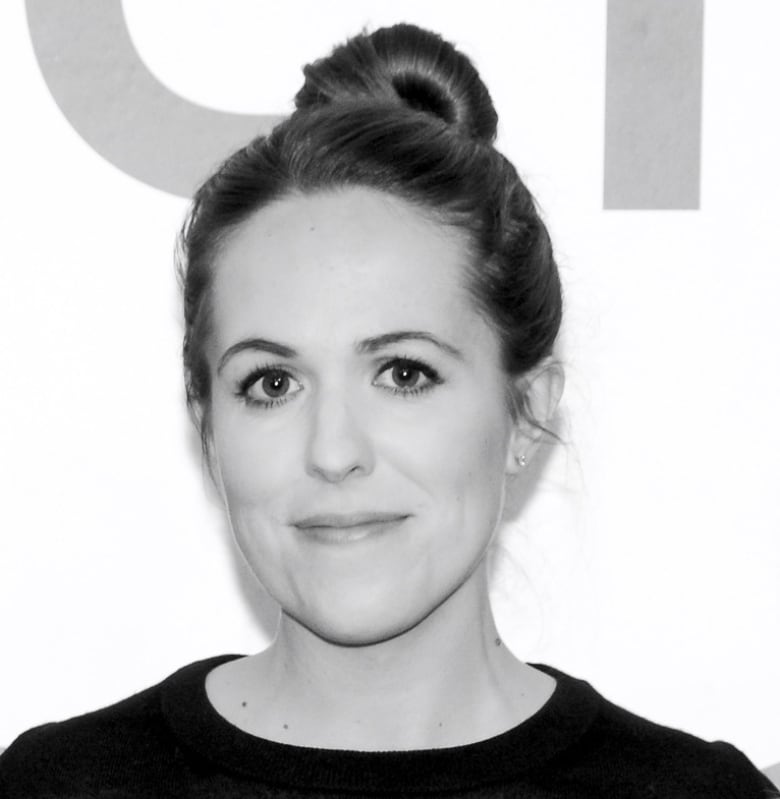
[1,654,775,797]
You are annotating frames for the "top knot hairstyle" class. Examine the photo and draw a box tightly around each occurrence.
[295,24,498,142]
[178,23,563,458]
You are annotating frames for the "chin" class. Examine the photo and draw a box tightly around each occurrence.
[290,591,437,648]
[301,616,421,648]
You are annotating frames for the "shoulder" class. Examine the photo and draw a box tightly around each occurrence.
[0,685,165,796]
[0,655,239,798]
[533,664,776,797]
[586,694,776,797]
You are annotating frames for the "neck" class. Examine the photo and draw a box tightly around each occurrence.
[231,559,552,750]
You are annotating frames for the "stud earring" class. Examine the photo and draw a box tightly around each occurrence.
[516,453,527,468]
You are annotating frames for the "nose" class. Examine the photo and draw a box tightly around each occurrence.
[305,385,374,483]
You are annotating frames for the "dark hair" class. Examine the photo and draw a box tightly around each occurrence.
[177,23,562,462]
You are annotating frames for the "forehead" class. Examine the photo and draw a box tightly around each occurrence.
[210,187,497,359]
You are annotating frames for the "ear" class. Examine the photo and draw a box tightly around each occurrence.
[504,357,565,475]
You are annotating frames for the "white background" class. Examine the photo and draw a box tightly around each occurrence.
[1,0,778,769]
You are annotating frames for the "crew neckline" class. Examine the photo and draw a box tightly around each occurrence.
[161,654,601,793]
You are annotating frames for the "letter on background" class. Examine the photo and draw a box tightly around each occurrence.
[604,0,704,209]
[25,0,281,197]
[27,0,703,208]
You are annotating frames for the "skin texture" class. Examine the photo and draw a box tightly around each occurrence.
[203,186,562,750]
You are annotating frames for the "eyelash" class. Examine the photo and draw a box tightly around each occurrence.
[234,357,443,410]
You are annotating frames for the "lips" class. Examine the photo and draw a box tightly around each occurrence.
[293,511,409,529]
[295,514,408,545]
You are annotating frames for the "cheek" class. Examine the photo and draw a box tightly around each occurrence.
[213,405,294,510]
[214,426,302,602]
[401,398,510,540]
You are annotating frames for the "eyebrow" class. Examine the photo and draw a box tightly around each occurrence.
[217,331,464,374]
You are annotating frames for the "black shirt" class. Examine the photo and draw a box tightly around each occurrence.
[1,654,775,797]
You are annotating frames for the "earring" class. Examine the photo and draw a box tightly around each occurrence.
[516,453,527,468]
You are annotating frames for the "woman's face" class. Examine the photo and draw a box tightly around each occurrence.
[207,187,520,645]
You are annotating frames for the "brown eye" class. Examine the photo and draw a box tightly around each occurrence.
[237,367,303,408]
[390,363,423,389]
[374,357,442,397]
[259,370,290,398]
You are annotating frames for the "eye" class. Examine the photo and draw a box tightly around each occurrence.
[236,366,303,408]
[374,357,443,397]
[234,357,443,409]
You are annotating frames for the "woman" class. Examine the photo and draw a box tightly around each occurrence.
[0,22,775,798]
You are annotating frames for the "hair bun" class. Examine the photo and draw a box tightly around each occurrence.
[294,23,498,143]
